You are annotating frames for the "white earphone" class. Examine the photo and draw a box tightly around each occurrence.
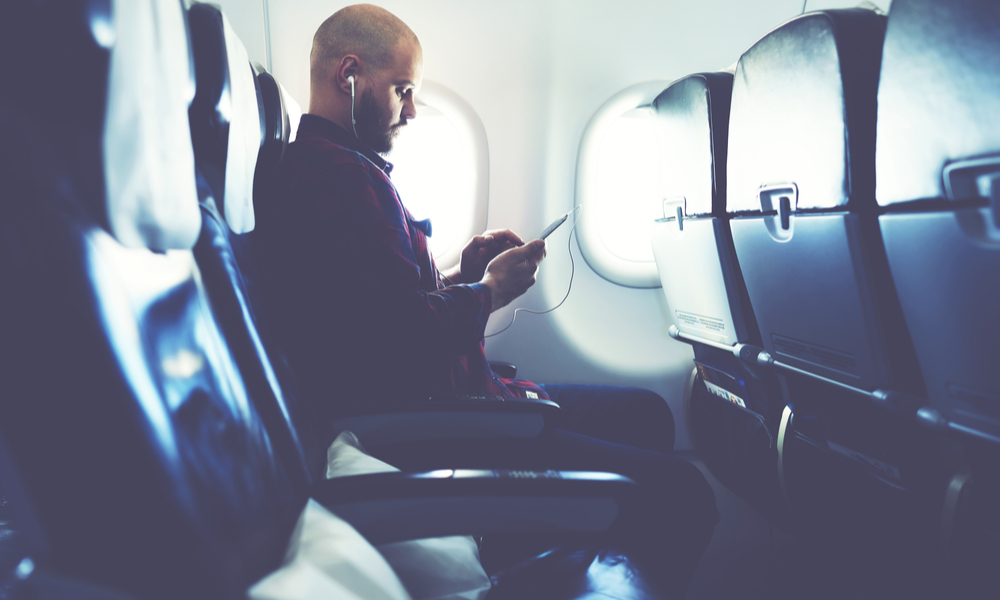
[348,75,359,139]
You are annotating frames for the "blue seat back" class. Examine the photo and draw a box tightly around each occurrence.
[876,0,1000,443]
[0,1,305,597]
[186,2,322,484]
[650,72,760,347]
[726,8,921,394]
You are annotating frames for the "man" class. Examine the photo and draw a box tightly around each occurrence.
[256,4,551,409]
[254,4,717,593]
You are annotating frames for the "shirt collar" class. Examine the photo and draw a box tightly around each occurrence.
[297,113,394,174]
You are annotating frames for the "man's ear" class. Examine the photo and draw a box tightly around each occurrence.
[336,55,360,94]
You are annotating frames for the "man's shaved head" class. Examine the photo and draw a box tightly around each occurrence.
[310,4,419,87]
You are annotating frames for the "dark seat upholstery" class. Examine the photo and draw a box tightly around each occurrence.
[187,1,322,484]
[0,1,303,597]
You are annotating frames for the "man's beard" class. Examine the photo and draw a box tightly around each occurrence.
[355,87,405,154]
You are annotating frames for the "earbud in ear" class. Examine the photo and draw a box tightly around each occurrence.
[348,75,358,138]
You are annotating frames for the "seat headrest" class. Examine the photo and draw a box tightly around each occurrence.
[188,3,262,235]
[876,0,1000,206]
[254,64,291,175]
[103,0,201,251]
[727,9,886,214]
[653,72,733,218]
[222,13,263,234]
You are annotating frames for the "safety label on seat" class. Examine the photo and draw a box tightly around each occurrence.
[676,311,726,333]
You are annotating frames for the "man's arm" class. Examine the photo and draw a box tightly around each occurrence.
[480,241,546,311]
[333,160,542,350]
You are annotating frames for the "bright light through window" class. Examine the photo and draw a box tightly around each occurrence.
[594,107,665,263]
[388,105,477,262]
[576,80,670,288]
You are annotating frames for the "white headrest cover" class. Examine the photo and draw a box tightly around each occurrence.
[281,83,303,144]
[103,0,201,251]
[221,14,261,235]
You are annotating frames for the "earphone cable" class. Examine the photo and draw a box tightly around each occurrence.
[484,214,578,339]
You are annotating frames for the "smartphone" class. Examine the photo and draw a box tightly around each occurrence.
[539,213,569,239]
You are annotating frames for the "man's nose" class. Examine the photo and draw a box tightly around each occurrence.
[402,96,417,121]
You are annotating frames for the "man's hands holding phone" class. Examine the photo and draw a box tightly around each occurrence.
[441,228,546,311]
[480,239,547,311]
[456,229,524,283]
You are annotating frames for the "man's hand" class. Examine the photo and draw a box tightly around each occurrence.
[480,239,546,311]
[451,229,524,284]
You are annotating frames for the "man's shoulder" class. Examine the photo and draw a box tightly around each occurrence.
[282,131,391,189]
[286,129,369,170]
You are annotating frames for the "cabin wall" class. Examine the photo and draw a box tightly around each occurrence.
[214,0,891,450]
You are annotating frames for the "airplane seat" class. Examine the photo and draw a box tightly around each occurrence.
[253,64,290,181]
[0,0,306,596]
[186,1,322,485]
[875,0,1000,580]
[726,7,950,553]
[649,72,787,525]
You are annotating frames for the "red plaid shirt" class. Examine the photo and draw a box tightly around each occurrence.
[253,115,546,418]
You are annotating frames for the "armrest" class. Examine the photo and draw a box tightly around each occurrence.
[311,469,637,545]
[329,395,560,449]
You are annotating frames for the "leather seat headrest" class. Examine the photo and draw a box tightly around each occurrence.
[727,9,886,214]
[188,3,262,235]
[653,72,733,218]
[254,64,291,176]
[876,0,1000,206]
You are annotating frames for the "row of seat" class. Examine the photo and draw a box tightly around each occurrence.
[0,1,656,599]
[650,0,998,588]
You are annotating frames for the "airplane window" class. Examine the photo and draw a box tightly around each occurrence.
[577,81,671,288]
[388,81,489,269]
[595,107,666,263]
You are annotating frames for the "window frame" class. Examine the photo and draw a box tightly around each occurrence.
[576,80,671,288]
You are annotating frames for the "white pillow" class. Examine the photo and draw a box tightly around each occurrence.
[248,499,413,600]
[326,431,492,600]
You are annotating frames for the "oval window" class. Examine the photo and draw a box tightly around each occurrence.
[577,81,671,288]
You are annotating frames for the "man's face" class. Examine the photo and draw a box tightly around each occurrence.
[355,39,422,154]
